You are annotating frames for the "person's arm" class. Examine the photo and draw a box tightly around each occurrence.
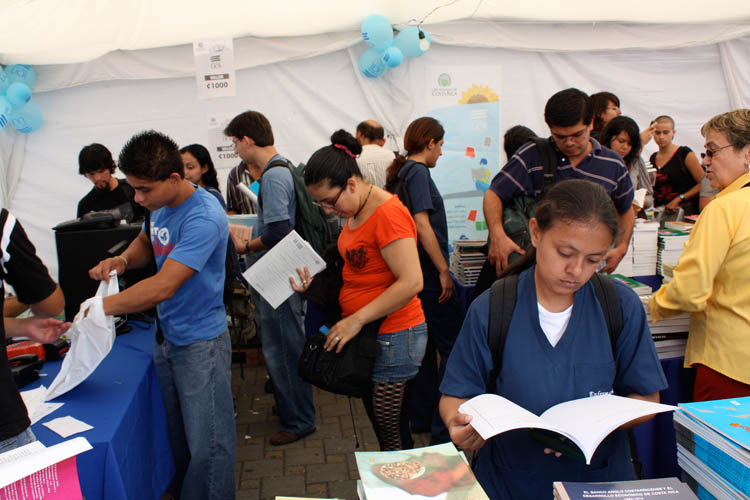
[28,286,65,318]
[483,189,523,276]
[439,395,486,451]
[3,296,28,318]
[88,231,154,282]
[601,207,635,274]
[413,211,453,303]
[639,123,655,153]
[324,237,423,353]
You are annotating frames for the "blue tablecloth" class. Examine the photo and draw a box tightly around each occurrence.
[29,323,174,500]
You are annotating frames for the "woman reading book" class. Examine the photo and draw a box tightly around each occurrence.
[439,180,667,500]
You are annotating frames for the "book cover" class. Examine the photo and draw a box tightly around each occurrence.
[608,274,652,295]
[355,442,489,500]
[679,397,750,452]
[553,477,698,499]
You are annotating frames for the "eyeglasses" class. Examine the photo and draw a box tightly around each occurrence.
[701,144,733,159]
[313,187,344,209]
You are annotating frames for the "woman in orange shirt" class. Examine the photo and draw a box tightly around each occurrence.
[293,130,427,450]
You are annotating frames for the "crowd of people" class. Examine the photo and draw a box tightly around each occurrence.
[2,88,749,500]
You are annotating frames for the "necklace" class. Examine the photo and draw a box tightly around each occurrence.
[353,184,373,220]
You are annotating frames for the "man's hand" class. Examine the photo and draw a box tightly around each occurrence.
[17,317,71,343]
[445,412,485,451]
[601,245,627,274]
[438,269,454,303]
[640,123,655,150]
[89,258,126,282]
[488,233,524,276]
[229,224,254,254]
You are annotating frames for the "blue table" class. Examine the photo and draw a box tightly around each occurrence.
[29,323,174,500]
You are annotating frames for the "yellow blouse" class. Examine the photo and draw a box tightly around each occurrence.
[649,171,750,384]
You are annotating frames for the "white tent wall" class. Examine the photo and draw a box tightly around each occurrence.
[2,29,747,282]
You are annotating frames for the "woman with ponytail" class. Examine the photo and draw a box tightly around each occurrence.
[292,129,427,451]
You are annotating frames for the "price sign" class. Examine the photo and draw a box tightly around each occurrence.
[193,38,236,99]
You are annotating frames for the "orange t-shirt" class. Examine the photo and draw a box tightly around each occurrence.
[338,195,425,334]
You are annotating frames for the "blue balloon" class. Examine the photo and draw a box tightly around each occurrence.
[361,15,393,50]
[382,46,403,68]
[9,100,43,133]
[6,64,36,88]
[0,67,9,94]
[394,27,431,58]
[358,48,388,78]
[0,96,12,129]
[6,82,31,106]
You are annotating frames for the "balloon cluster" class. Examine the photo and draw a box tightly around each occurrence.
[359,15,431,78]
[0,65,42,133]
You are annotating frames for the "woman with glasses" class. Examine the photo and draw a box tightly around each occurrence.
[649,109,750,401]
[293,129,427,451]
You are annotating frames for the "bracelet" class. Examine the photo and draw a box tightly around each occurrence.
[678,194,685,201]
[114,255,129,269]
[244,240,251,254]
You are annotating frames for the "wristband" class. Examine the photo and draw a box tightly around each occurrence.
[245,240,251,254]
[114,254,129,269]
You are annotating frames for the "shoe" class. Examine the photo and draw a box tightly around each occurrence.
[269,428,316,446]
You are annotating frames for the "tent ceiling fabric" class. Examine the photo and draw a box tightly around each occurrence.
[2,0,750,65]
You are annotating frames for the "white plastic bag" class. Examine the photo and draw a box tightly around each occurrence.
[44,273,119,401]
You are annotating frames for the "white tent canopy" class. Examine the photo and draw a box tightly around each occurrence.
[1,1,750,281]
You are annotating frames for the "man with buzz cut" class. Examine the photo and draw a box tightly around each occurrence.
[226,110,316,446]
[483,88,635,276]
[355,119,395,188]
[88,130,234,500]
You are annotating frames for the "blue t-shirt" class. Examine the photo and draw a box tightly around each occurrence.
[147,187,228,346]
[440,265,667,500]
[257,154,296,254]
[401,161,450,268]
[489,138,634,214]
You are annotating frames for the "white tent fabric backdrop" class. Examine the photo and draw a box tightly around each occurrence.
[1,17,749,281]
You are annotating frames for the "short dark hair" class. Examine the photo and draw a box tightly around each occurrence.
[591,91,620,132]
[224,111,274,146]
[503,125,537,160]
[544,88,594,128]
[600,115,642,166]
[78,143,116,175]
[304,130,363,188]
[179,143,220,191]
[356,121,385,142]
[118,130,184,181]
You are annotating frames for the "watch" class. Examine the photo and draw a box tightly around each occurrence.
[678,194,685,201]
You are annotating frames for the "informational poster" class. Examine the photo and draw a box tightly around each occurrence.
[193,38,236,99]
[207,112,239,169]
[423,66,502,248]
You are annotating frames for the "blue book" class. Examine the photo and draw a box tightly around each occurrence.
[679,397,750,452]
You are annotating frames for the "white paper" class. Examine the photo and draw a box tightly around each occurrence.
[21,386,63,425]
[206,112,240,169]
[193,38,236,99]
[237,182,258,206]
[42,416,94,438]
[633,188,648,209]
[243,230,326,309]
[0,437,91,489]
[459,393,677,464]
[0,441,45,466]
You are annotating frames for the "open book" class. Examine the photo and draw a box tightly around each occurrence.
[459,394,676,464]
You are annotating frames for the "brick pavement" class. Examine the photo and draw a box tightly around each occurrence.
[232,351,430,500]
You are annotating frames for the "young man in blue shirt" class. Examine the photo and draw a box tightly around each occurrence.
[89,130,234,500]
[483,88,635,276]
[226,111,316,446]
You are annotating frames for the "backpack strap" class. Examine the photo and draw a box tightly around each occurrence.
[487,274,519,394]
[531,137,557,196]
[258,159,294,210]
[589,272,623,352]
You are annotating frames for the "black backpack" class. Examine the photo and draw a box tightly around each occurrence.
[259,159,339,256]
[485,272,643,476]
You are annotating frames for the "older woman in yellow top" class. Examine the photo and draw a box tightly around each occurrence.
[649,109,750,402]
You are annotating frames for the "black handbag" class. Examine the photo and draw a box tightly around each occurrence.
[298,318,384,398]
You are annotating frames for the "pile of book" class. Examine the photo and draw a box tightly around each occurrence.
[609,274,652,296]
[614,220,659,276]
[657,228,690,276]
[674,397,750,499]
[640,296,690,359]
[450,240,487,286]
[664,220,695,233]
[355,442,489,499]
[553,477,698,499]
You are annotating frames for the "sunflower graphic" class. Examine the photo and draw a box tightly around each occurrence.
[458,85,499,104]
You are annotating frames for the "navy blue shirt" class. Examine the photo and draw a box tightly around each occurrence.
[440,265,667,499]
[401,160,450,267]
[489,138,634,214]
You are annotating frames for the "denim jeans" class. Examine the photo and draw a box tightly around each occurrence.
[372,322,428,382]
[0,427,35,454]
[153,330,235,500]
[252,289,316,435]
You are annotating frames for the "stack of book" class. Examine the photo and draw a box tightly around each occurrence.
[355,442,489,499]
[608,274,652,296]
[657,228,691,276]
[640,296,690,358]
[614,220,661,276]
[674,397,750,499]
[450,240,487,286]
[553,477,698,499]
[664,220,695,233]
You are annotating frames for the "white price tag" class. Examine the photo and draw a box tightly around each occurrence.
[193,38,236,99]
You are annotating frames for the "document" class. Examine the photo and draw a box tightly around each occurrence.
[42,416,94,438]
[459,393,676,464]
[21,386,63,424]
[0,437,91,490]
[243,230,326,309]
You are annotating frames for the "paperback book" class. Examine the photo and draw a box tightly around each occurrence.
[553,477,698,499]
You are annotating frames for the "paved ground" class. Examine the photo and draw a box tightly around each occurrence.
[232,350,430,500]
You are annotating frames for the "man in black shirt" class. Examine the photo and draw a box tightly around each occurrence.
[77,143,143,220]
[1,209,70,453]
